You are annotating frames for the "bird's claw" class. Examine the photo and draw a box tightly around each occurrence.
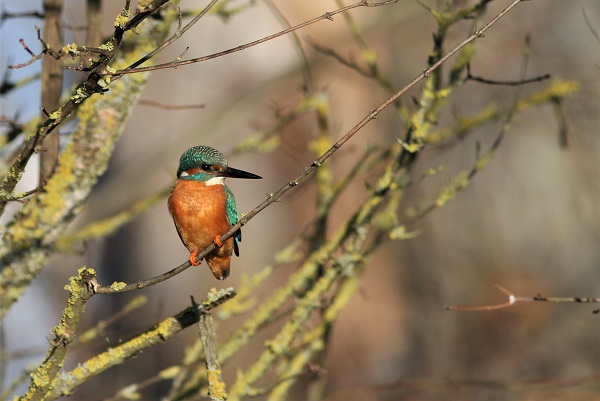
[213,235,223,247]
[189,252,202,266]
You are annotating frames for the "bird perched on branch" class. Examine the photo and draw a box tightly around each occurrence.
[168,146,261,280]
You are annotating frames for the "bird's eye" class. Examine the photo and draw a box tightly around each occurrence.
[201,164,210,171]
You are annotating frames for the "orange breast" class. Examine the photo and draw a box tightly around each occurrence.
[168,180,234,259]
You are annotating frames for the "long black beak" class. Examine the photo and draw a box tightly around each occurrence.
[218,166,262,180]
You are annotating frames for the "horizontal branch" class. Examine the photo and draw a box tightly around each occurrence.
[445,285,600,312]
[466,63,551,86]
[138,99,205,109]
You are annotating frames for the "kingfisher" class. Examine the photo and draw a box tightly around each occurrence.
[168,146,261,280]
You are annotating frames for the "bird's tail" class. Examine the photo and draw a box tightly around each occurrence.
[206,255,231,280]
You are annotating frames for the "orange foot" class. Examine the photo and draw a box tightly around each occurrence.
[189,251,202,266]
[213,235,223,247]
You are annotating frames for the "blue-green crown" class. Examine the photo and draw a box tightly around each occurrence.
[177,146,227,178]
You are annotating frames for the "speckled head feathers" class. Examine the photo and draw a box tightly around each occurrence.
[176,145,262,182]
[177,146,228,178]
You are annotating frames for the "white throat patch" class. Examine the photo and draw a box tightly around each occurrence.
[205,176,225,186]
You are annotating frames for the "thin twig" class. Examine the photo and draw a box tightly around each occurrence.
[112,0,399,76]
[0,10,44,24]
[263,0,313,90]
[2,181,46,203]
[0,0,172,216]
[0,116,24,130]
[8,37,44,69]
[582,7,600,44]
[78,295,147,344]
[0,71,39,95]
[138,99,205,110]
[466,63,550,86]
[124,0,221,72]
[409,31,535,222]
[445,285,600,312]
[310,41,374,78]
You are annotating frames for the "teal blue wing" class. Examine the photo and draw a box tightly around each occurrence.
[224,185,241,256]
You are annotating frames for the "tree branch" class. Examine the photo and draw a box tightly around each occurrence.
[0,0,174,216]
[445,285,600,312]
[194,290,236,401]
[45,288,236,400]
[94,0,529,295]
[112,0,399,76]
[466,62,551,86]
[39,0,64,183]
[19,268,96,401]
[0,3,180,319]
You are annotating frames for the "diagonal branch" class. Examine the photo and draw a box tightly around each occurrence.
[0,0,174,216]
[124,0,221,71]
[45,288,237,400]
[112,0,399,76]
[0,2,181,319]
[95,0,528,294]
[20,268,96,401]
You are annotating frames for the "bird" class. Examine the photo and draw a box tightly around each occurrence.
[168,146,261,280]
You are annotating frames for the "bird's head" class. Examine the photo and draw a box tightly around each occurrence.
[176,146,262,184]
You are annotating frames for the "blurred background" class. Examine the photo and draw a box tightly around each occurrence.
[1,0,598,400]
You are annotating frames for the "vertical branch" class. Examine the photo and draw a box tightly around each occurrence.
[39,0,64,182]
[196,289,236,401]
[308,92,334,250]
[0,321,5,398]
[86,0,103,47]
[334,0,395,93]
[0,2,181,319]
[268,276,362,401]
[47,304,201,400]
[198,313,227,401]
[228,267,340,401]
[19,268,96,401]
